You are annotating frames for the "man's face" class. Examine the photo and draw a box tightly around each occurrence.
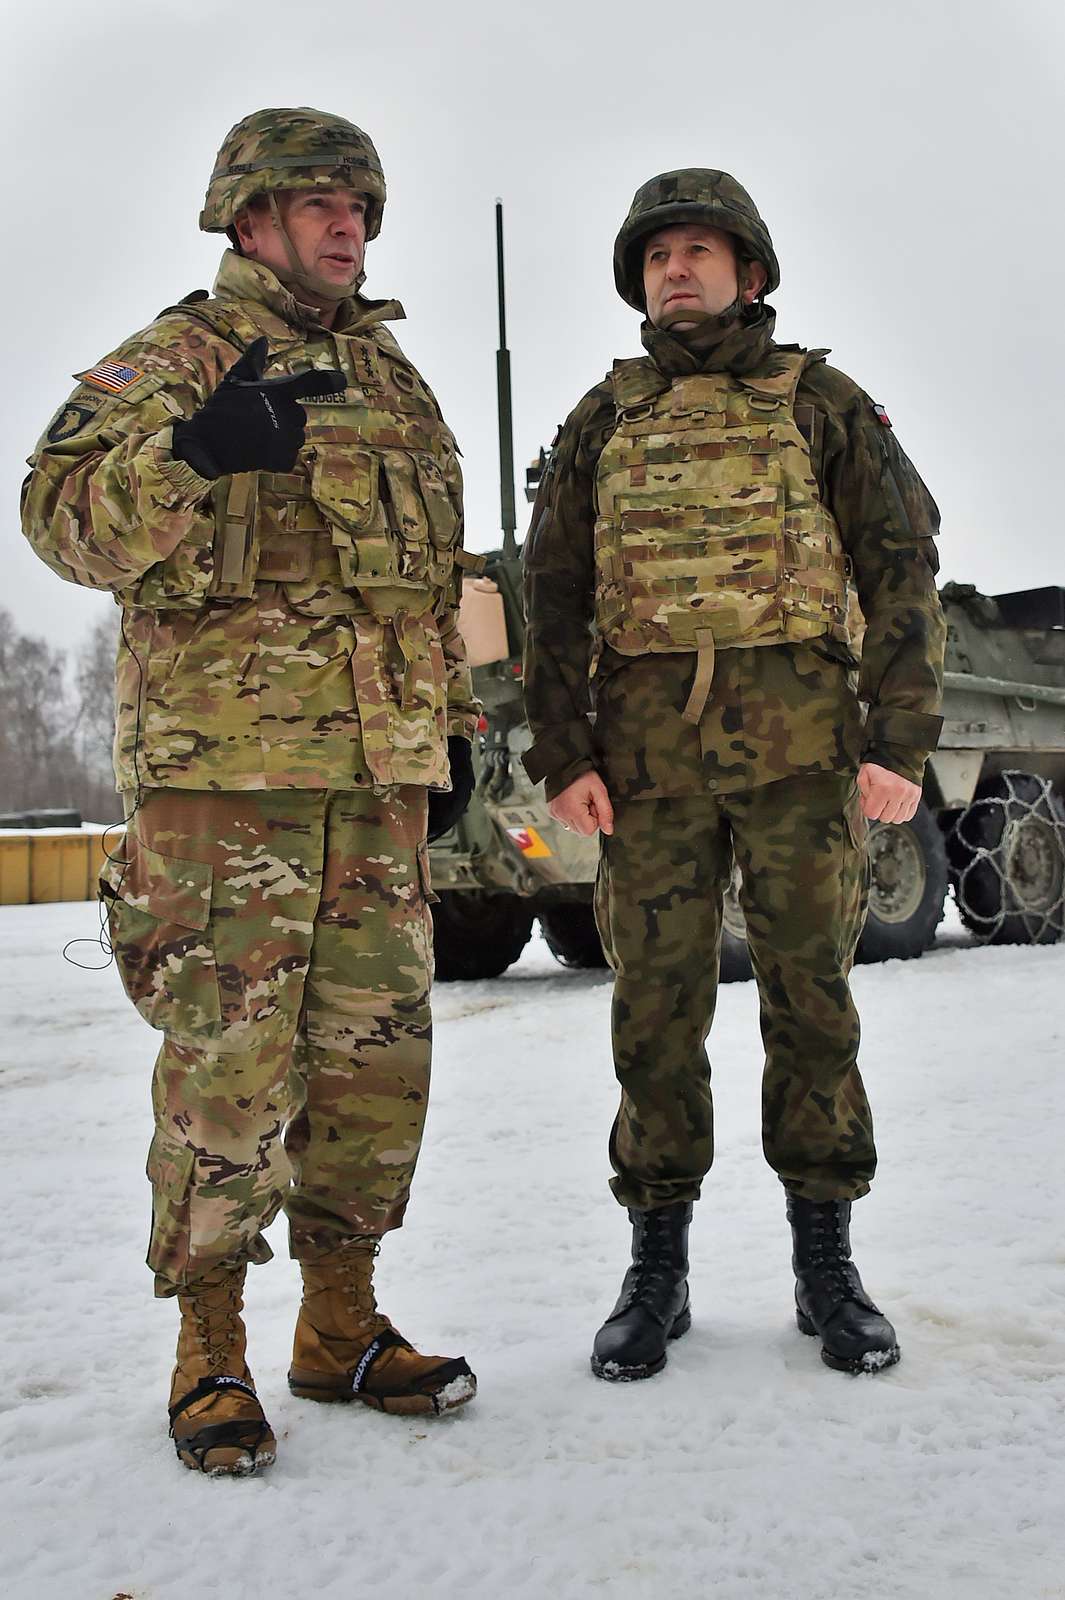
[642,223,764,329]
[235,184,368,290]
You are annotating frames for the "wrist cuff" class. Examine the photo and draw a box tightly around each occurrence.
[521,722,596,786]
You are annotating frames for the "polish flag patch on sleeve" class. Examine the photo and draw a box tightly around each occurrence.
[80,361,144,395]
[872,401,892,427]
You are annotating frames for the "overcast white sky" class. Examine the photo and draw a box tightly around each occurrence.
[4,0,1064,649]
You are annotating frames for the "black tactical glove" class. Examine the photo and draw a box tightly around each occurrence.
[171,336,345,480]
[427,737,476,842]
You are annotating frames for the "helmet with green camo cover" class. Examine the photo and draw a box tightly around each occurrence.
[613,169,780,312]
[200,106,386,240]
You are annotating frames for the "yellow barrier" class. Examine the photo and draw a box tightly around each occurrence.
[0,832,112,906]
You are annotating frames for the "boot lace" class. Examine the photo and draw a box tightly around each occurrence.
[628,1211,683,1309]
[187,1275,244,1374]
[336,1238,392,1338]
[802,1207,863,1302]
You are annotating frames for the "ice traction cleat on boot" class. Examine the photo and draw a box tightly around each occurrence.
[169,1374,276,1475]
[288,1240,476,1416]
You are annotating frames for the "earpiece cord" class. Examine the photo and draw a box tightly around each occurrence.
[62,605,145,971]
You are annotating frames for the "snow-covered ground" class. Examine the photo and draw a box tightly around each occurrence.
[1,902,1062,1600]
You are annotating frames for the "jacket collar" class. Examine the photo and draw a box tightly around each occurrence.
[641,303,778,377]
[212,250,405,337]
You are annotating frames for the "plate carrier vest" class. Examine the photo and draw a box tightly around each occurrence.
[594,348,850,721]
[132,294,479,621]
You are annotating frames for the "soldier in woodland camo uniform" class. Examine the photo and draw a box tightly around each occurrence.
[22,107,479,1475]
[522,170,946,1382]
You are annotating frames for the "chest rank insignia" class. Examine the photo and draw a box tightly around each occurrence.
[81,360,144,395]
[872,402,892,428]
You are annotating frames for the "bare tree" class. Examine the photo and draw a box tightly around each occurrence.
[0,607,122,821]
[0,608,72,812]
[72,607,121,821]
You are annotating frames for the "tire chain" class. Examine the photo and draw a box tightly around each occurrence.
[947,769,1065,943]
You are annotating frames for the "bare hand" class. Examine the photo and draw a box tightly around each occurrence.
[857,761,921,824]
[547,771,615,837]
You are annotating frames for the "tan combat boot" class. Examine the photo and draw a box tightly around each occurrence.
[288,1239,476,1415]
[168,1263,276,1475]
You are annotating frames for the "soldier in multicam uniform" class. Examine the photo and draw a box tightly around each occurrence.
[21,107,480,1474]
[522,171,946,1382]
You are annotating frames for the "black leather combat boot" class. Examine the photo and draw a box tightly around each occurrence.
[591,1202,692,1381]
[787,1195,900,1374]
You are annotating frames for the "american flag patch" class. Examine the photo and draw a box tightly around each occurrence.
[81,360,144,394]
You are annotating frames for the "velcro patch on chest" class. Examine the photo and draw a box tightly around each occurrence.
[80,360,145,395]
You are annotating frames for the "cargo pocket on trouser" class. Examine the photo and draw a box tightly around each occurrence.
[145,1122,280,1291]
[99,834,221,1042]
[145,1128,196,1288]
[840,783,871,971]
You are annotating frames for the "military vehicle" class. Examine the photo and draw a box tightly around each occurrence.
[430,535,608,980]
[428,204,606,980]
[429,210,1065,980]
[713,580,1065,981]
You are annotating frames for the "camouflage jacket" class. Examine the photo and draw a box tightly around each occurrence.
[21,251,478,794]
[522,309,946,799]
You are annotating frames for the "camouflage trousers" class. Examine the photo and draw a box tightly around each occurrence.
[102,786,434,1296]
[593,772,873,1208]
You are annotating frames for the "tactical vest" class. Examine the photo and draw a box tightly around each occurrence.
[594,349,850,720]
[133,296,468,621]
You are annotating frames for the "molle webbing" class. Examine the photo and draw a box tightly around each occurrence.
[593,349,850,680]
[211,472,260,598]
[137,298,463,621]
[157,294,261,353]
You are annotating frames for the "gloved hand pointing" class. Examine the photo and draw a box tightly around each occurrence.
[172,336,345,480]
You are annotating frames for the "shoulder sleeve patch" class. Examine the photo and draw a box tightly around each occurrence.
[78,360,145,395]
[45,398,103,443]
[872,401,892,427]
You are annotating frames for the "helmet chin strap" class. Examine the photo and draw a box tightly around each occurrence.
[656,297,743,333]
[267,193,358,306]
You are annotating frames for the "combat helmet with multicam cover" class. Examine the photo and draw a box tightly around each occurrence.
[613,169,780,312]
[200,106,386,239]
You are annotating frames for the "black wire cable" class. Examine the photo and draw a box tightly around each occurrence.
[62,606,145,971]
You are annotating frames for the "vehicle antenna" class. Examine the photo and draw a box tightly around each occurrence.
[495,200,517,559]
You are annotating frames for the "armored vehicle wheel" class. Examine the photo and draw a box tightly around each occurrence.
[947,772,1065,945]
[430,890,535,981]
[857,801,949,963]
[539,903,609,969]
[720,869,753,983]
